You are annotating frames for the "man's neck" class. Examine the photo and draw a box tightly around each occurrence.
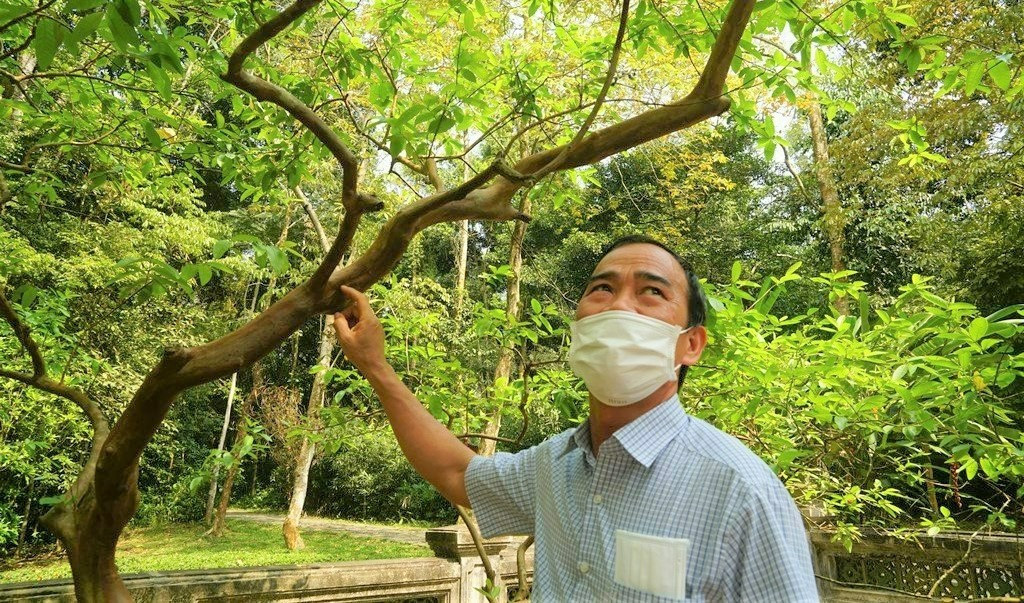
[588,380,678,455]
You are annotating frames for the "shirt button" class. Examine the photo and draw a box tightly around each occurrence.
[592,494,603,504]
[578,561,590,574]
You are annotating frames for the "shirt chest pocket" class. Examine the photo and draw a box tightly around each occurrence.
[613,529,690,601]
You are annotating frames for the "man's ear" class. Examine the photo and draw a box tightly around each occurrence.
[675,325,708,368]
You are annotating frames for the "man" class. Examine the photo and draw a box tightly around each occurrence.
[333,235,818,602]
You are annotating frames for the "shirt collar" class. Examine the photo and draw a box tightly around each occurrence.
[563,418,596,466]
[562,395,689,468]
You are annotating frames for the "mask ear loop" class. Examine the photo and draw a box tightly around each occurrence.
[673,326,695,371]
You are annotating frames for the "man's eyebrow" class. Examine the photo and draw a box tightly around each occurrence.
[636,271,673,287]
[586,270,673,288]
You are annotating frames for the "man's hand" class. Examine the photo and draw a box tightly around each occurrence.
[334,285,388,376]
[331,284,474,507]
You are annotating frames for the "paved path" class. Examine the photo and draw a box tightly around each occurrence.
[226,510,430,546]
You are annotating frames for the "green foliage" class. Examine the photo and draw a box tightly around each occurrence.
[2,0,1022,565]
[307,429,455,524]
[690,264,1024,548]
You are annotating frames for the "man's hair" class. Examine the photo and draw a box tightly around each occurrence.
[596,235,707,385]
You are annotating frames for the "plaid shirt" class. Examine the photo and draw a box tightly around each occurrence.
[464,396,819,602]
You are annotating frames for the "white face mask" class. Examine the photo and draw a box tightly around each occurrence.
[568,310,693,407]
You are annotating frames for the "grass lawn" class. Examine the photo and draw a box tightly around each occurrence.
[0,519,431,584]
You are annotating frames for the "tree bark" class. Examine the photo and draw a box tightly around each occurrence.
[204,371,238,525]
[807,101,846,277]
[283,187,336,550]
[282,316,332,550]
[454,219,469,316]
[211,391,255,537]
[478,195,531,457]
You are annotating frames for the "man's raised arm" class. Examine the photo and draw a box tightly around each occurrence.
[333,285,475,506]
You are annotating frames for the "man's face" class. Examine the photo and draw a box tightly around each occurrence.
[576,243,702,368]
[577,242,688,324]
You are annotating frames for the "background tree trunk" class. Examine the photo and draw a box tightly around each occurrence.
[807,102,846,277]
[454,219,469,316]
[212,204,293,536]
[204,371,238,525]
[283,187,335,550]
[478,195,531,457]
[211,390,255,537]
[282,315,334,549]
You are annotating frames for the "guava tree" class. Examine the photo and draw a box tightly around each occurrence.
[0,0,768,597]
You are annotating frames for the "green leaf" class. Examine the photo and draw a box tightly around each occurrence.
[69,11,104,47]
[196,264,213,286]
[962,457,978,480]
[143,121,161,147]
[979,457,999,479]
[115,0,140,26]
[968,317,988,340]
[265,247,290,275]
[105,1,138,50]
[389,132,405,158]
[886,12,918,27]
[33,19,64,71]
[731,260,742,283]
[963,61,986,95]
[989,60,1012,91]
[147,62,172,100]
[530,298,542,314]
[906,47,922,73]
[66,0,106,11]
[212,239,232,259]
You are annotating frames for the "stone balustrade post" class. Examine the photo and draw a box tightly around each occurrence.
[426,523,512,603]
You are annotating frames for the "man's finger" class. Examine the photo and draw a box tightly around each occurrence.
[333,311,352,340]
[339,285,373,319]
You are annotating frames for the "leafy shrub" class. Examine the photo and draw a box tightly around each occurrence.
[690,263,1024,550]
[306,429,455,524]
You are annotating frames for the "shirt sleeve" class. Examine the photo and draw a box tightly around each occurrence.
[463,446,540,538]
[718,478,820,602]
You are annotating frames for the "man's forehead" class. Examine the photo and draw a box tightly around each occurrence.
[591,243,684,281]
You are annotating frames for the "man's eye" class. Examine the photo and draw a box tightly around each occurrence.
[589,284,611,294]
[643,286,664,297]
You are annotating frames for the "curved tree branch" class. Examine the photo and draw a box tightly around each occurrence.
[0,289,108,434]
[0,288,46,378]
[222,0,360,205]
[0,0,56,37]
[530,0,631,181]
[91,0,756,504]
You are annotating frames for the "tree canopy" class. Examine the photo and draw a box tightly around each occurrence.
[1,0,1022,598]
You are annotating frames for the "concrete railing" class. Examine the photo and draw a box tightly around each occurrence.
[811,527,1024,601]
[5,525,1021,602]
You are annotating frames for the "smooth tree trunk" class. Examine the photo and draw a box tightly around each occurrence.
[282,186,337,549]
[454,219,469,316]
[212,205,294,536]
[204,371,238,524]
[478,195,531,456]
[282,314,334,549]
[211,392,255,536]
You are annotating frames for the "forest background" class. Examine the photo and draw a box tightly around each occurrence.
[1,0,1023,577]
